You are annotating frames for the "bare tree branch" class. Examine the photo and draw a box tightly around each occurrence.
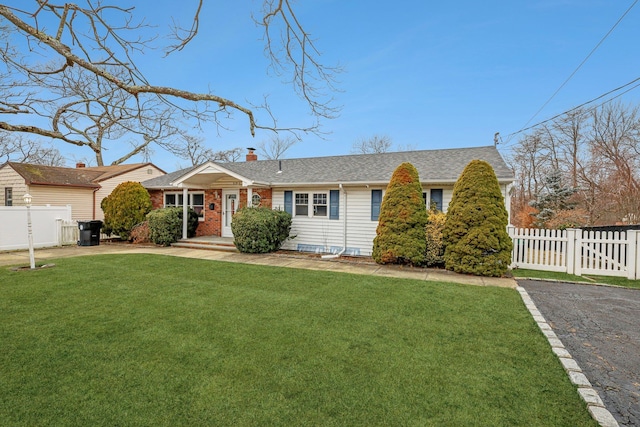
[257,135,296,159]
[0,1,340,165]
[351,135,393,154]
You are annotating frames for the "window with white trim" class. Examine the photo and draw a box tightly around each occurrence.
[313,193,327,216]
[4,187,12,206]
[164,192,205,221]
[295,193,309,216]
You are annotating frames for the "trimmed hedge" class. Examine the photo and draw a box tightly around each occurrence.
[101,181,152,240]
[231,207,292,253]
[442,160,512,277]
[147,207,200,246]
[372,162,428,266]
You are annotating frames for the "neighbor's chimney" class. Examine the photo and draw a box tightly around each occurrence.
[76,162,86,168]
[246,147,258,162]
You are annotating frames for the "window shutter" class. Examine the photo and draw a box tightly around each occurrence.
[430,189,443,212]
[329,190,339,220]
[284,191,293,215]
[371,189,382,221]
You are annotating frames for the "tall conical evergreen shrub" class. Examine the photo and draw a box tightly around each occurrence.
[442,160,512,277]
[372,162,428,265]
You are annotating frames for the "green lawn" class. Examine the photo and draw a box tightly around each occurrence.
[1,254,596,426]
[511,268,640,289]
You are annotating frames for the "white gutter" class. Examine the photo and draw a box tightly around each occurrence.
[321,184,348,259]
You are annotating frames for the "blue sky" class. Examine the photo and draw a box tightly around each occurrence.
[23,1,640,170]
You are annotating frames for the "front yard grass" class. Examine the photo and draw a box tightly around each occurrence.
[1,254,596,426]
[511,268,640,289]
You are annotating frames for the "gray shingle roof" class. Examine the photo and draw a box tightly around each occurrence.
[142,146,513,188]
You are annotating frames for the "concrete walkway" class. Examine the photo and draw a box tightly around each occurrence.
[0,243,517,288]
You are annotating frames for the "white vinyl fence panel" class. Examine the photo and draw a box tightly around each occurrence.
[509,226,640,279]
[0,205,75,251]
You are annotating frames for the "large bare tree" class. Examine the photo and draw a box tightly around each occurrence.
[507,101,640,227]
[351,135,393,154]
[0,1,340,165]
[257,135,297,160]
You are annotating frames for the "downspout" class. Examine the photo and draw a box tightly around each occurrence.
[92,187,100,219]
[321,184,347,259]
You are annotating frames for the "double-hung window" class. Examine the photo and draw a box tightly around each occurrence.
[295,193,309,216]
[164,192,205,220]
[313,193,327,216]
[4,187,12,206]
[292,192,331,217]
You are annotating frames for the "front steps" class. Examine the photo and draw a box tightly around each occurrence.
[171,237,237,252]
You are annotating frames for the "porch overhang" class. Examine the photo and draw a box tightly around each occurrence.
[169,161,267,188]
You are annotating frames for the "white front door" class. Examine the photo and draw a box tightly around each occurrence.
[222,190,239,237]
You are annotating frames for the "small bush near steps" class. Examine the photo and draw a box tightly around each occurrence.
[231,207,292,253]
[147,207,199,246]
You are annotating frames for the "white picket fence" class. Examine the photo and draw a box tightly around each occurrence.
[508,226,640,279]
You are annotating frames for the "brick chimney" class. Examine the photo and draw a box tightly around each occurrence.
[76,162,86,168]
[246,147,258,162]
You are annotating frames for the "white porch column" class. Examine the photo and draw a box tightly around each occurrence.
[247,187,253,207]
[182,187,188,239]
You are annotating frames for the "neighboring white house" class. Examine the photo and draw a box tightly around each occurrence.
[0,162,165,221]
[143,146,514,257]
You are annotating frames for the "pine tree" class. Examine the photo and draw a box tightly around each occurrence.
[372,162,428,265]
[529,168,577,228]
[442,160,512,277]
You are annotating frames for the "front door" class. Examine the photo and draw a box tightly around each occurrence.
[222,190,239,237]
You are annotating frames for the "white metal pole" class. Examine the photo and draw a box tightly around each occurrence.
[25,201,35,269]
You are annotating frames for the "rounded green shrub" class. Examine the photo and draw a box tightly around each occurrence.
[442,160,512,277]
[147,207,199,246]
[372,162,428,266]
[101,181,152,240]
[231,207,292,253]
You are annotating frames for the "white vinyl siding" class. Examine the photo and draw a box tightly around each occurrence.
[273,183,510,257]
[274,188,378,256]
[0,166,28,206]
[29,186,94,220]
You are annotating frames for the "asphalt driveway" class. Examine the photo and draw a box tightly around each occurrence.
[518,280,640,426]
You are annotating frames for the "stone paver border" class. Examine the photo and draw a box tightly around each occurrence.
[516,286,619,427]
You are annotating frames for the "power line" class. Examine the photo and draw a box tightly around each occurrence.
[516,0,638,134]
[503,75,640,143]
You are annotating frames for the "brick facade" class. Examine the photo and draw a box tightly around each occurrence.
[149,189,163,210]
[147,187,273,238]
[196,189,222,237]
[253,188,273,208]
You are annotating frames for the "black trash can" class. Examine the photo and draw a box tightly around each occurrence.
[78,220,102,246]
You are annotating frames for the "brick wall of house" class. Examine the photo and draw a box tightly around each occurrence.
[147,187,273,238]
[239,188,248,209]
[149,189,163,210]
[254,188,273,208]
[196,189,222,237]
